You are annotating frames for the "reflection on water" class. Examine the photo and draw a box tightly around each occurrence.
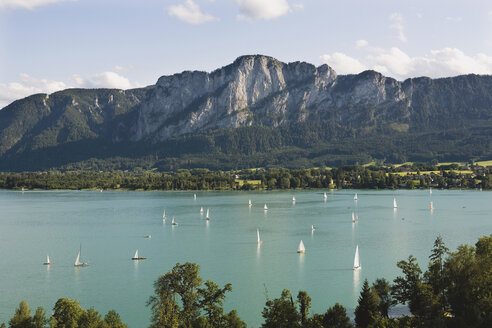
[353,268,361,298]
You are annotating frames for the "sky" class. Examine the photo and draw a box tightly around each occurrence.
[1,0,492,107]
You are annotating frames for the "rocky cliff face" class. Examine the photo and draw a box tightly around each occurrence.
[131,55,414,142]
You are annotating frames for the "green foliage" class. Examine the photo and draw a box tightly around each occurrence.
[147,262,242,328]
[103,311,126,328]
[320,303,352,328]
[371,279,394,318]
[9,301,33,328]
[354,280,379,328]
[52,298,86,328]
[261,289,300,328]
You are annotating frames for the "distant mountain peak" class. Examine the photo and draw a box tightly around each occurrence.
[1,55,492,171]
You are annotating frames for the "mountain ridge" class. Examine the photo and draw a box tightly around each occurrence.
[1,55,491,171]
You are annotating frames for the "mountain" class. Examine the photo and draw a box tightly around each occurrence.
[1,55,492,171]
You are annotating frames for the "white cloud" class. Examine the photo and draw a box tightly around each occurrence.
[75,71,133,89]
[320,47,492,80]
[237,0,290,20]
[0,71,134,109]
[0,0,71,10]
[389,13,406,42]
[168,0,218,24]
[355,39,368,49]
[320,53,366,75]
[0,74,67,108]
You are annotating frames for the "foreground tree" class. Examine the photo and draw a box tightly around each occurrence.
[9,301,33,328]
[321,303,352,328]
[354,280,378,328]
[148,262,244,328]
[52,298,86,328]
[261,289,300,328]
[103,310,127,328]
[371,279,394,318]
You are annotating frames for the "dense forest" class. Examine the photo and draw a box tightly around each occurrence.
[0,163,490,191]
[2,234,491,328]
[1,122,491,172]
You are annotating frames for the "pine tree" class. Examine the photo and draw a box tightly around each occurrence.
[354,280,378,328]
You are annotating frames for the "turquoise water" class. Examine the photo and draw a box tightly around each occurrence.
[0,189,490,327]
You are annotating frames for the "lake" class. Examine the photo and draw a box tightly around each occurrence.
[0,189,490,327]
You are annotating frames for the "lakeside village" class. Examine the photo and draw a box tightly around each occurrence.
[0,162,490,191]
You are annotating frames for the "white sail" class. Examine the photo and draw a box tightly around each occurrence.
[172,217,178,225]
[134,250,139,258]
[354,245,361,270]
[297,240,306,253]
[194,194,196,200]
[74,245,88,266]
[264,204,268,210]
[75,251,82,266]
[323,192,327,199]
[292,196,296,203]
[44,255,52,265]
[352,212,357,222]
[311,225,315,232]
[429,188,432,195]
[249,199,252,206]
[200,207,204,213]
[206,208,210,219]
[257,228,262,244]
[162,210,166,220]
[393,198,398,208]
[354,193,358,200]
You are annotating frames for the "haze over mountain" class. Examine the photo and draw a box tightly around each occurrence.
[1,55,491,171]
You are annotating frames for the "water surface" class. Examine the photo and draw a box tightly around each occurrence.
[0,189,490,327]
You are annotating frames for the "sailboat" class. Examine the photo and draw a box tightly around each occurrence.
[354,245,361,270]
[132,249,146,260]
[200,207,204,214]
[43,255,53,265]
[429,188,432,195]
[206,208,210,220]
[74,245,88,267]
[393,198,398,208]
[292,196,296,203]
[172,217,178,226]
[264,204,268,210]
[257,228,262,245]
[430,202,434,210]
[249,199,252,207]
[323,192,327,199]
[311,225,315,233]
[194,193,197,200]
[352,212,358,223]
[162,210,167,222]
[297,240,306,253]
[354,193,358,200]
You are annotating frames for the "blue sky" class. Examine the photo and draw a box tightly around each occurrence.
[1,0,491,107]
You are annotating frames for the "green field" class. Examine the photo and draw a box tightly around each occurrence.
[476,160,492,167]
[235,179,262,187]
